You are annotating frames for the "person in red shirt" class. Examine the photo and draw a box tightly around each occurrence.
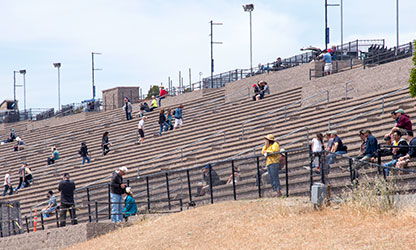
[388,109,412,136]
[158,86,168,107]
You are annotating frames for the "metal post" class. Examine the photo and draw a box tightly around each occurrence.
[256,157,262,198]
[381,98,385,115]
[146,176,150,210]
[165,173,171,210]
[40,214,44,230]
[309,146,314,191]
[325,0,328,50]
[25,216,29,233]
[189,68,192,90]
[285,152,289,197]
[349,158,353,184]
[107,184,111,220]
[396,0,399,53]
[340,0,343,60]
[87,188,92,223]
[92,53,95,99]
[55,209,59,228]
[22,72,26,111]
[186,169,193,204]
[95,201,99,223]
[209,164,214,204]
[249,10,253,75]
[57,66,61,111]
[321,151,326,184]
[13,71,17,111]
[231,160,237,200]
[179,199,183,211]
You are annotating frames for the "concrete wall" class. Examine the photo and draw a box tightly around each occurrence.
[0,222,126,250]
[102,87,140,111]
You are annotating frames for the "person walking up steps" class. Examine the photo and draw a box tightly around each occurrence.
[79,142,90,165]
[174,104,183,129]
[102,132,111,156]
[137,116,147,145]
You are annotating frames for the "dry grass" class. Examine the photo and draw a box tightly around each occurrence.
[66,196,416,250]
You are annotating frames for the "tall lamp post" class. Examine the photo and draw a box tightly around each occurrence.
[243,4,254,75]
[13,70,26,111]
[53,63,62,111]
[324,0,340,51]
[396,0,399,50]
[210,21,223,89]
[91,52,102,99]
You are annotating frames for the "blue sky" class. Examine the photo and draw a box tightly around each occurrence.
[0,0,415,110]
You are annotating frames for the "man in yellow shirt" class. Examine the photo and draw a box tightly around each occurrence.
[261,134,282,197]
[151,96,158,109]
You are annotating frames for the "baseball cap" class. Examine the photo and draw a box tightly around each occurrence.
[119,167,128,173]
[395,108,405,114]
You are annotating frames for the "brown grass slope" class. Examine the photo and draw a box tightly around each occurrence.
[66,198,416,250]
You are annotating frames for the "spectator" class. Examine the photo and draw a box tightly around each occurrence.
[137,116,146,145]
[25,164,33,185]
[7,128,16,143]
[274,57,283,70]
[321,49,333,76]
[396,131,416,169]
[174,104,183,129]
[326,131,347,169]
[13,137,25,151]
[388,109,412,136]
[110,167,128,223]
[384,130,408,176]
[354,129,378,168]
[226,166,241,185]
[47,147,60,165]
[166,109,174,130]
[14,163,30,192]
[58,173,77,227]
[259,81,270,97]
[159,108,168,136]
[324,131,334,151]
[252,83,263,101]
[3,170,13,196]
[196,165,225,196]
[371,135,393,162]
[261,134,282,197]
[122,187,138,222]
[102,132,111,156]
[138,102,151,117]
[151,96,158,110]
[158,86,168,107]
[41,191,57,218]
[78,142,90,165]
[308,133,324,170]
[123,97,133,121]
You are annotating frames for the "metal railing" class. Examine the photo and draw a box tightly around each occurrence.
[363,42,414,69]
[328,86,410,130]
[242,90,329,140]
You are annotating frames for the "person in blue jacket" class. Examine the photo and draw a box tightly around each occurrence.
[122,187,138,222]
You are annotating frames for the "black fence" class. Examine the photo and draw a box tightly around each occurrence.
[363,42,414,69]
[0,201,23,237]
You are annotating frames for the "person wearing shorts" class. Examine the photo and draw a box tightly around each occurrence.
[138,116,146,144]
[174,104,183,129]
[322,49,332,75]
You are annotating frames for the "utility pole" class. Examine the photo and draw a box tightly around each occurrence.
[210,20,223,89]
[91,52,102,99]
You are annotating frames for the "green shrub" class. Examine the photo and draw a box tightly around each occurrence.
[409,41,416,97]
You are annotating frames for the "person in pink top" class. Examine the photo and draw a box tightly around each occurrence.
[158,86,168,107]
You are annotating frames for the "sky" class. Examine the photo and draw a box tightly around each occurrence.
[0,0,415,110]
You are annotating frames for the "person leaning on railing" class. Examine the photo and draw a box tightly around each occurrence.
[395,131,416,170]
[110,167,128,223]
[261,134,282,197]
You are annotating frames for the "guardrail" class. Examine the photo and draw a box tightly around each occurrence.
[328,86,410,130]
[363,42,413,69]
[241,90,329,140]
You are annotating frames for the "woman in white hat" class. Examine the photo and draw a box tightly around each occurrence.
[122,187,138,222]
[261,134,282,197]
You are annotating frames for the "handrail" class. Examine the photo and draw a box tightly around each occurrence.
[242,90,329,140]
[328,86,410,130]
[137,130,226,176]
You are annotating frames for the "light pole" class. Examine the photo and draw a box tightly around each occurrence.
[324,0,340,50]
[13,70,26,111]
[243,4,254,75]
[396,0,399,50]
[53,63,61,111]
[91,52,102,99]
[210,20,223,89]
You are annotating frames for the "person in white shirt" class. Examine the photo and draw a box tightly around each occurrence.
[137,116,147,145]
[3,170,13,196]
[308,133,324,170]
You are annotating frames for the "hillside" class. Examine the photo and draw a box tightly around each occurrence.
[66,197,416,250]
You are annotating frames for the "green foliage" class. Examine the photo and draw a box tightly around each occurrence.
[146,85,160,99]
[409,41,416,97]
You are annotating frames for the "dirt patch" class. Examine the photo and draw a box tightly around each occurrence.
[66,197,416,250]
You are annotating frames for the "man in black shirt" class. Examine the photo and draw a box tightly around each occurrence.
[110,167,127,222]
[58,173,77,227]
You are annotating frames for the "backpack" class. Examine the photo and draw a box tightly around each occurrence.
[279,154,286,168]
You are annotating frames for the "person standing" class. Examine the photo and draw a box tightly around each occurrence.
[3,170,13,196]
[261,134,282,197]
[166,109,174,130]
[58,173,77,227]
[123,97,133,121]
[322,49,333,75]
[158,109,168,136]
[137,116,146,145]
[158,86,167,107]
[79,142,90,165]
[102,132,111,156]
[174,104,183,129]
[110,167,128,223]
[14,163,30,192]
